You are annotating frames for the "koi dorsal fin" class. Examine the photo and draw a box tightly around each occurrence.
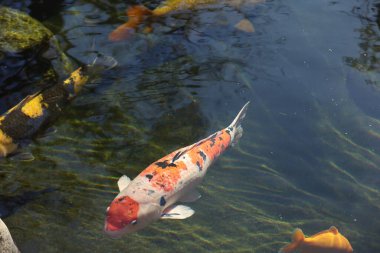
[329,226,339,235]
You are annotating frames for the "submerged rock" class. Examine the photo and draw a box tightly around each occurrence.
[0,219,19,253]
[0,6,53,53]
[0,6,73,113]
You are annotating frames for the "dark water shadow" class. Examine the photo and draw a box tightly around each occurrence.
[0,188,57,218]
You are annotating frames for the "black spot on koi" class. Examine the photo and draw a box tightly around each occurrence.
[155,160,177,169]
[196,161,202,171]
[198,151,206,161]
[117,196,126,203]
[209,133,217,147]
[160,196,166,206]
[172,150,185,162]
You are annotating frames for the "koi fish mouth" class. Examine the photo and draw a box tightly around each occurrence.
[104,212,126,232]
[104,221,122,232]
[104,221,125,238]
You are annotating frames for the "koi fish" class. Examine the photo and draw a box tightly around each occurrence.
[104,102,250,237]
[0,55,117,157]
[279,226,354,253]
[109,0,258,41]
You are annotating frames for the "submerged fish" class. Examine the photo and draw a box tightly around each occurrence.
[104,102,250,236]
[109,0,257,41]
[0,55,117,157]
[279,226,354,253]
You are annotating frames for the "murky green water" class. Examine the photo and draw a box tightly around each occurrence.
[0,0,379,252]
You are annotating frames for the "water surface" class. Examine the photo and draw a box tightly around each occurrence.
[0,0,379,252]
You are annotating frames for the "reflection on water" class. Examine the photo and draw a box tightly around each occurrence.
[0,0,379,252]
[345,0,380,74]
[343,0,380,119]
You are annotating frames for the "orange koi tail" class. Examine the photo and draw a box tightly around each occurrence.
[109,5,152,41]
[229,101,250,146]
[278,228,305,253]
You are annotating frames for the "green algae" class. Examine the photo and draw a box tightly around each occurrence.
[0,6,74,115]
[0,7,53,53]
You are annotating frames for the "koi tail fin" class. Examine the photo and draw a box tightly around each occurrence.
[86,52,118,76]
[278,229,305,253]
[228,101,250,146]
[109,5,152,41]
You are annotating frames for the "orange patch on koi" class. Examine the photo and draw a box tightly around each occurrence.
[106,196,139,231]
[188,149,200,166]
[143,160,187,192]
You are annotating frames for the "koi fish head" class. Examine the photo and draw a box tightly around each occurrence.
[104,195,160,237]
[104,195,139,236]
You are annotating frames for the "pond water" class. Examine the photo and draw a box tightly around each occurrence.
[0,0,379,252]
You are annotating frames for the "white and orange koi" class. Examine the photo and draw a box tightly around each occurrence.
[279,226,354,253]
[104,102,250,237]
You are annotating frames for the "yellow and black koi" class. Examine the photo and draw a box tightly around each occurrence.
[0,67,88,157]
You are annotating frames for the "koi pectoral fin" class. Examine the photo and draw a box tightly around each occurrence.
[234,19,255,33]
[109,24,136,41]
[118,175,131,192]
[179,190,201,203]
[0,143,18,158]
[143,25,153,34]
[161,205,194,219]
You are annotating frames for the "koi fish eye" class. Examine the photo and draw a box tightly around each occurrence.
[130,220,137,225]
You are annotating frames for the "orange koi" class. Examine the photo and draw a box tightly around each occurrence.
[104,102,250,237]
[279,226,354,253]
[108,6,153,41]
[109,0,258,41]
